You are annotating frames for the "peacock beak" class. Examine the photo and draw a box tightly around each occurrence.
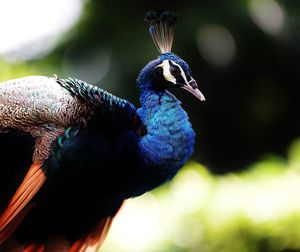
[181,77,205,101]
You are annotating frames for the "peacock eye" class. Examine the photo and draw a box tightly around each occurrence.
[170,66,181,76]
[155,66,163,75]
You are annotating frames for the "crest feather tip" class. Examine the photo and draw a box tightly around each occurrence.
[144,11,178,54]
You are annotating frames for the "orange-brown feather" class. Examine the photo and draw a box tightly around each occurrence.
[68,202,124,252]
[0,163,46,246]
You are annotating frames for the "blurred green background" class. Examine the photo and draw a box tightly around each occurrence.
[1,0,300,251]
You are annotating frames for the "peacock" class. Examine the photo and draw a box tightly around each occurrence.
[0,11,205,251]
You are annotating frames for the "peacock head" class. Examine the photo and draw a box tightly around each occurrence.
[139,11,205,101]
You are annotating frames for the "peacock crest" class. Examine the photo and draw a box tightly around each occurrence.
[144,11,178,54]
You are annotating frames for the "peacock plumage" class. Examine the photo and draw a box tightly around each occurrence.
[0,11,204,251]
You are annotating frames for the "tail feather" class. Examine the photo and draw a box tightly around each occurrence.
[0,205,32,245]
[24,244,45,252]
[68,201,124,252]
[69,217,113,252]
[13,203,123,252]
[0,163,46,246]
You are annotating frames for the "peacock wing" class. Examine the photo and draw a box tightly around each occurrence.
[14,125,126,252]
[57,78,147,136]
[0,130,47,246]
[69,204,123,252]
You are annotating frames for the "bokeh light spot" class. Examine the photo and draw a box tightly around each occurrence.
[197,24,236,67]
[62,47,111,84]
[249,0,285,35]
[0,0,84,62]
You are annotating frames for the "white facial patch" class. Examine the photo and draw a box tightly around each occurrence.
[156,59,189,85]
[170,60,189,85]
[156,60,177,84]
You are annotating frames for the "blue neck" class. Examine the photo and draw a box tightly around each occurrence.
[137,84,195,186]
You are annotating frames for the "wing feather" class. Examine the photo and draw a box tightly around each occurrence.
[57,78,146,136]
[0,163,46,246]
[69,204,123,252]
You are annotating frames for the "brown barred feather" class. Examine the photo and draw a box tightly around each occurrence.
[0,76,93,163]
